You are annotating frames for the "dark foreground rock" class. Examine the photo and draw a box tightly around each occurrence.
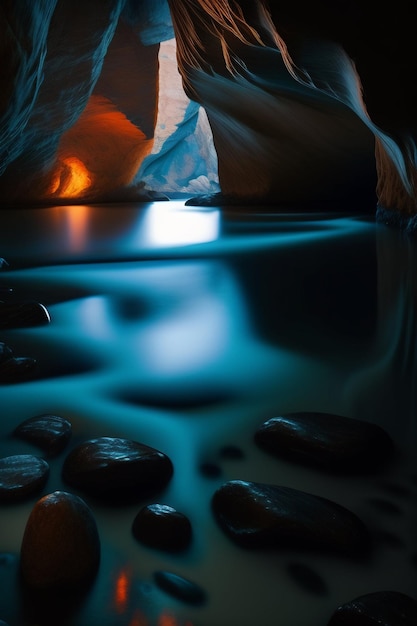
[212,480,370,556]
[327,590,417,625]
[132,504,192,552]
[13,414,72,457]
[254,412,395,473]
[0,301,50,329]
[0,455,49,502]
[153,570,207,606]
[20,491,100,591]
[62,437,173,503]
[0,356,37,383]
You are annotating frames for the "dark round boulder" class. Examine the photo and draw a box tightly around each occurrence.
[62,436,173,503]
[0,455,49,502]
[254,412,395,473]
[212,479,370,556]
[132,503,192,552]
[20,490,100,591]
[13,414,72,457]
[327,590,417,625]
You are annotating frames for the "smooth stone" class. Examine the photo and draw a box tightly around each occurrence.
[254,412,395,473]
[62,437,173,502]
[218,444,245,460]
[132,504,192,552]
[212,480,370,555]
[0,342,13,363]
[0,357,37,383]
[153,570,206,606]
[199,461,222,478]
[0,301,50,329]
[327,590,417,625]
[20,491,100,591]
[286,562,328,595]
[0,455,49,502]
[13,414,72,457]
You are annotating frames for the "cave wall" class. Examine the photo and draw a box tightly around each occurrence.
[0,0,416,221]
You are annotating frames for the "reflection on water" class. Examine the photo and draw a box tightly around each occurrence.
[0,203,416,625]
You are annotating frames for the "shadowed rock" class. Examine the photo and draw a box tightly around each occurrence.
[0,455,49,502]
[0,301,50,329]
[20,491,100,591]
[132,503,192,552]
[62,436,173,503]
[327,590,417,625]
[0,357,37,383]
[254,412,395,473]
[153,570,206,606]
[212,480,370,556]
[13,414,72,457]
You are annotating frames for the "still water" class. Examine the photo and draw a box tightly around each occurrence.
[0,201,416,625]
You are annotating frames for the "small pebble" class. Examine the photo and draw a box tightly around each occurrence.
[0,357,37,383]
[327,590,417,625]
[154,570,206,606]
[132,504,192,552]
[13,414,72,457]
[0,455,49,502]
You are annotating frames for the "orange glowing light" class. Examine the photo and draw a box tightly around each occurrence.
[114,568,131,613]
[61,156,92,197]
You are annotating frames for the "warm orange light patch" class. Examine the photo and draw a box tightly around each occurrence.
[114,568,131,613]
[48,156,92,198]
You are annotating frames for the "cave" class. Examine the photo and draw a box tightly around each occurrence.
[0,2,416,625]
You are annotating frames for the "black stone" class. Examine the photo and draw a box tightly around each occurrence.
[132,503,192,552]
[254,412,395,473]
[327,590,417,625]
[153,570,206,606]
[199,462,222,478]
[13,414,72,457]
[0,357,37,383]
[218,444,245,460]
[0,455,49,502]
[62,437,173,503]
[0,342,13,363]
[286,562,328,595]
[0,301,50,329]
[212,480,370,556]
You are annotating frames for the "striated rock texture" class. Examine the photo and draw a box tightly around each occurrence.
[0,1,416,224]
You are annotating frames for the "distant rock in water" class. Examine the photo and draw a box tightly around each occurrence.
[0,455,49,502]
[212,480,370,556]
[62,436,173,503]
[13,414,72,457]
[153,570,207,606]
[254,412,395,473]
[327,590,417,625]
[132,503,192,552]
[20,491,100,591]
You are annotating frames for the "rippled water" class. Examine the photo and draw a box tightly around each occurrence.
[0,201,416,625]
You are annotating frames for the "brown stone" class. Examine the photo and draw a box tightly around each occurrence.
[20,491,100,591]
[0,455,49,502]
[13,414,72,457]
